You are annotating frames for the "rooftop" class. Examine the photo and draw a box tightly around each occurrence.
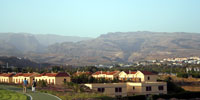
[0,73,15,77]
[36,72,70,77]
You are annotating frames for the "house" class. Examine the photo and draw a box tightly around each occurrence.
[0,73,15,83]
[85,82,167,97]
[92,71,120,80]
[134,71,158,82]
[12,73,39,85]
[35,72,71,85]
[118,71,137,81]
[85,70,166,97]
[118,71,157,82]
[126,82,167,96]
[85,83,127,97]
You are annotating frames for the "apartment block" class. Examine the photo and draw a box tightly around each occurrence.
[12,73,39,85]
[0,73,15,83]
[85,82,167,97]
[35,72,71,85]
[92,71,120,80]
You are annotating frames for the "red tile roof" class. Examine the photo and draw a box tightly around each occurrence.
[37,72,70,77]
[140,71,155,75]
[0,73,15,77]
[13,73,37,77]
[92,71,119,75]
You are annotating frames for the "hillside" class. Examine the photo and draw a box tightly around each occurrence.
[34,34,92,46]
[43,31,200,65]
[0,56,40,68]
[1,32,200,65]
[0,33,92,55]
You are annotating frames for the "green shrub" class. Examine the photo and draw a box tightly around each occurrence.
[152,91,200,100]
[177,73,189,78]
[37,80,47,87]
[164,77,185,94]
[123,95,146,100]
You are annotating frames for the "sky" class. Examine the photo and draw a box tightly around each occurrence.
[1,0,200,37]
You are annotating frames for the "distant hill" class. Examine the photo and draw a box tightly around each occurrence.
[46,31,200,65]
[0,56,39,68]
[0,33,92,55]
[0,33,43,55]
[1,32,200,65]
[34,34,92,46]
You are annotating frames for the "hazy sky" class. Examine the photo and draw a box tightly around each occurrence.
[1,0,200,37]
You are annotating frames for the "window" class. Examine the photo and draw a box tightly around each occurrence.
[146,86,152,91]
[147,76,150,80]
[64,78,66,83]
[158,86,164,91]
[52,79,54,85]
[115,87,122,92]
[97,88,105,92]
[133,86,135,90]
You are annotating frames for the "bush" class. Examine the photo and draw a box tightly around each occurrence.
[177,73,189,78]
[123,95,146,100]
[152,91,200,100]
[37,80,47,87]
[164,76,185,94]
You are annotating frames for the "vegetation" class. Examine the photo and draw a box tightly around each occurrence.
[40,89,113,100]
[37,80,47,87]
[71,74,120,84]
[0,88,28,100]
[164,77,185,94]
[123,95,146,100]
[152,91,200,100]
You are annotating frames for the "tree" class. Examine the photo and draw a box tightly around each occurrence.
[164,77,185,94]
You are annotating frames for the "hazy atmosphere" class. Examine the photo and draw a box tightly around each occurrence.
[1,1,200,100]
[1,0,200,37]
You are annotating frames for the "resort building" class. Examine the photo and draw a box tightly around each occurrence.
[12,73,39,85]
[85,82,167,97]
[35,72,71,85]
[0,73,15,83]
[118,70,158,82]
[134,71,158,82]
[92,71,120,80]
[118,71,137,81]
[85,70,166,97]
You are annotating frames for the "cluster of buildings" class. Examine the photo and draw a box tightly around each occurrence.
[87,70,167,97]
[163,56,200,65]
[0,72,71,85]
[0,70,167,97]
[136,56,200,66]
[186,67,200,73]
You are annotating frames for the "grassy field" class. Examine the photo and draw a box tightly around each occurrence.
[181,86,200,92]
[40,89,114,100]
[0,89,28,100]
[0,84,62,100]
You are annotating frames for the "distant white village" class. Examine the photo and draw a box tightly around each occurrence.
[95,56,200,68]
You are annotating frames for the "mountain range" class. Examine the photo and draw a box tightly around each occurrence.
[1,32,200,65]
